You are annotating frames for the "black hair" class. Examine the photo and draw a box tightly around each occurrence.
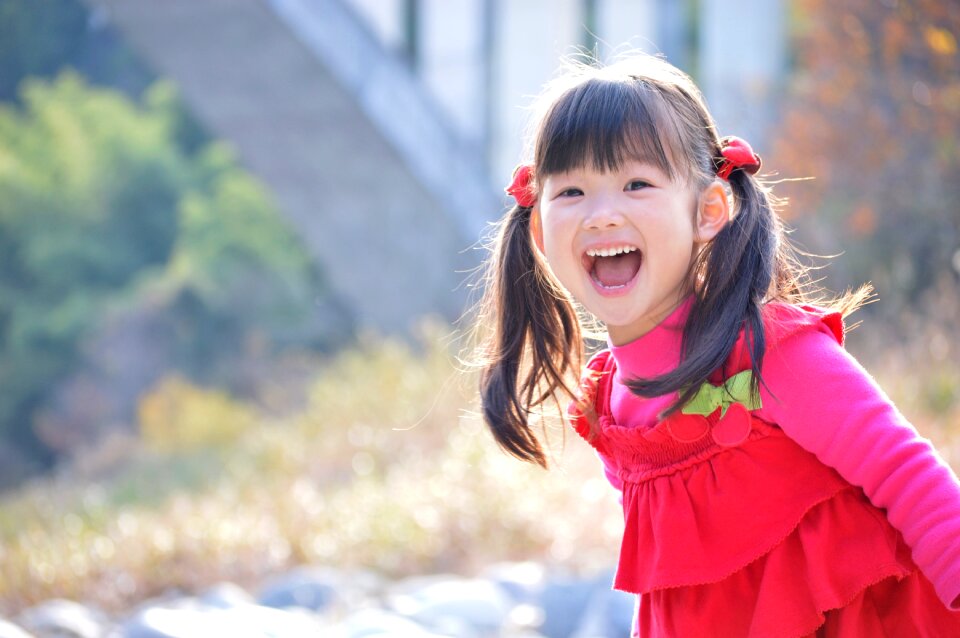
[476,55,865,464]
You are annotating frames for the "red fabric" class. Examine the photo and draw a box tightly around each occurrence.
[568,349,614,457]
[759,307,960,611]
[505,164,537,208]
[616,430,852,593]
[636,489,919,638]
[570,301,960,637]
[716,136,762,180]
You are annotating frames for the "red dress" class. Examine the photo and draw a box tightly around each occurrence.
[569,302,960,637]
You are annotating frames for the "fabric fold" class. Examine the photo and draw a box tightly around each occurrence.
[568,300,960,636]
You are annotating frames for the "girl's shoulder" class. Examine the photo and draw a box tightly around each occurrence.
[761,301,845,348]
[577,301,847,394]
[718,302,845,381]
[582,301,846,374]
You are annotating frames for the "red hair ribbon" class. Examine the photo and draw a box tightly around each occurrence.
[715,136,762,181]
[505,164,537,208]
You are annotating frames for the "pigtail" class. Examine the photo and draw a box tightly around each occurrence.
[697,169,777,396]
[478,55,871,446]
[477,204,582,467]
[626,168,777,411]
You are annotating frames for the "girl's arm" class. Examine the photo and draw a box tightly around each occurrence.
[760,325,960,610]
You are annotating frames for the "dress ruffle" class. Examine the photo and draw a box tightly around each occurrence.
[569,302,960,636]
[635,487,919,637]
[614,426,854,593]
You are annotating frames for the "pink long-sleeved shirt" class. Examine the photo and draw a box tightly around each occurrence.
[601,303,960,609]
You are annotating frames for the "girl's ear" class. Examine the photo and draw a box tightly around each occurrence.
[530,205,545,253]
[695,181,730,243]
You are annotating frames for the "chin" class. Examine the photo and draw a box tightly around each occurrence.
[591,310,637,331]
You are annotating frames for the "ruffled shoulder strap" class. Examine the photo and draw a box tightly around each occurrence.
[569,305,845,447]
[567,349,617,455]
[764,302,845,347]
[719,303,845,379]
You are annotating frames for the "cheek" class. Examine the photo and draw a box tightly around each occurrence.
[543,234,567,258]
[541,206,579,244]
[539,217,567,264]
[541,242,571,280]
[540,230,581,288]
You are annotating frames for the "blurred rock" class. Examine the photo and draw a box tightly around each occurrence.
[481,562,634,638]
[387,575,514,637]
[570,582,634,638]
[197,582,254,609]
[338,608,443,637]
[0,618,35,638]
[11,562,629,637]
[17,600,110,638]
[120,603,326,637]
[481,562,546,606]
[536,576,604,638]
[256,566,340,612]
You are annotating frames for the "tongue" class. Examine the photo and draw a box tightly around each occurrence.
[593,252,642,287]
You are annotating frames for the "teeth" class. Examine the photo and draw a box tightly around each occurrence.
[586,245,638,258]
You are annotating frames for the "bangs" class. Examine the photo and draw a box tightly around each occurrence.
[534,77,683,181]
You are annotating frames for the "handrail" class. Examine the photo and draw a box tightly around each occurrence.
[267,0,497,239]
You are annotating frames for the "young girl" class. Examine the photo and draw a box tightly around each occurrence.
[475,54,960,637]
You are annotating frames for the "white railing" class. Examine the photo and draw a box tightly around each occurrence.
[267,0,498,240]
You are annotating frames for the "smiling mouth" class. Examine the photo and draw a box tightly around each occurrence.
[583,245,643,289]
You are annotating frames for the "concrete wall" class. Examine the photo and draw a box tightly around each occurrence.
[83,0,786,332]
[343,0,785,181]
[699,0,787,150]
[83,0,495,334]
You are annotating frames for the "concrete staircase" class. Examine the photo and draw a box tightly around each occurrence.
[82,0,498,333]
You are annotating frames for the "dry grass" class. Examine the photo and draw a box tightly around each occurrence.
[0,318,957,617]
[0,323,622,616]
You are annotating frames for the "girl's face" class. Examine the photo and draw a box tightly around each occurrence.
[535,159,716,345]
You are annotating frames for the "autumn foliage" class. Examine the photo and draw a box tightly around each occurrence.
[772,0,959,320]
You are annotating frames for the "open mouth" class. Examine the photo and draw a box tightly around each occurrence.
[583,245,643,290]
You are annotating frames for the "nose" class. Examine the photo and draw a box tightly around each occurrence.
[582,196,625,230]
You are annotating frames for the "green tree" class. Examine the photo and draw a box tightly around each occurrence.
[0,72,340,475]
[0,0,153,102]
[0,72,183,463]
[773,0,960,317]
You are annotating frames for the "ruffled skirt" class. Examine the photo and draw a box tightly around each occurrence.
[611,431,960,637]
[633,489,960,637]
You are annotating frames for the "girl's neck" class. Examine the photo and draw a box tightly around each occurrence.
[607,294,693,347]
[608,296,692,378]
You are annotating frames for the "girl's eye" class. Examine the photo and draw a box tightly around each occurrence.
[558,187,583,197]
[626,180,651,191]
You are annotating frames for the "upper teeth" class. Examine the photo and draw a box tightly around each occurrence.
[586,245,638,257]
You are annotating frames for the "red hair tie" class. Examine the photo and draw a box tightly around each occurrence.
[505,164,537,208]
[715,136,762,181]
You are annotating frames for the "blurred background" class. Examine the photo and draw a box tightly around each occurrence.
[0,0,958,633]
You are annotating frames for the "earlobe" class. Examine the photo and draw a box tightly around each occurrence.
[696,181,730,243]
[530,206,545,253]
